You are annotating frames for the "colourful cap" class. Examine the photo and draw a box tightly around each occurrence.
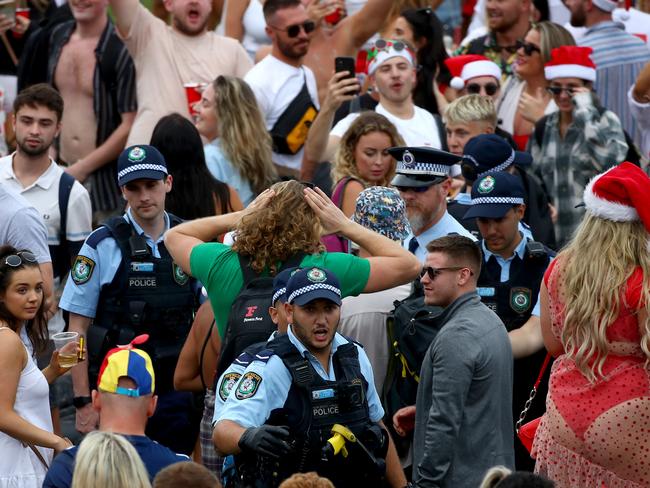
[97,335,155,397]
[351,187,411,242]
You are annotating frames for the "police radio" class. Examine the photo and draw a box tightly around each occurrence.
[129,235,150,258]
[525,241,547,261]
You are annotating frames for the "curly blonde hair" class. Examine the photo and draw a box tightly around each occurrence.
[232,180,324,273]
[331,111,403,186]
[214,76,278,195]
[558,213,650,382]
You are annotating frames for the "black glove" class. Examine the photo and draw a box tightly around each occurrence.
[238,425,291,458]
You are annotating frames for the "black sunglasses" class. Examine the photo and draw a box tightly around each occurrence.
[419,266,471,280]
[4,251,37,267]
[516,40,541,56]
[270,20,316,38]
[546,86,578,96]
[395,185,432,193]
[466,82,500,96]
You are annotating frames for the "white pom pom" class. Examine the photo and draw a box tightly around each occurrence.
[450,77,465,90]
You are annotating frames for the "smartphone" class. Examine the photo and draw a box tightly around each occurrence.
[0,0,15,21]
[335,56,358,95]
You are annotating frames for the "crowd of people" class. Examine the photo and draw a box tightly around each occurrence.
[1,0,650,487]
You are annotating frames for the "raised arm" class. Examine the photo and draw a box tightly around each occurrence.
[224,0,249,41]
[343,0,394,50]
[109,0,141,38]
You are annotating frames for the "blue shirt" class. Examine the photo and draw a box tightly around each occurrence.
[404,211,477,262]
[204,140,255,207]
[43,434,188,487]
[215,326,384,428]
[480,235,541,317]
[59,210,171,318]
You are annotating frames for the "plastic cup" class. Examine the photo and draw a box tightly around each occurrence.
[12,7,29,39]
[52,331,79,368]
[184,82,203,118]
[324,6,345,26]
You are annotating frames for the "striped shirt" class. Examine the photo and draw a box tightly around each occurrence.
[578,21,650,147]
[48,20,137,212]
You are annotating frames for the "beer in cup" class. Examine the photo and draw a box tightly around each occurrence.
[52,331,79,368]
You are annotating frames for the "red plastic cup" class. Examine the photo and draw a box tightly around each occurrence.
[11,7,29,39]
[324,7,345,26]
[184,83,202,118]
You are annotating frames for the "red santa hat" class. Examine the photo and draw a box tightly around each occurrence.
[444,55,502,90]
[544,46,597,82]
[583,162,650,234]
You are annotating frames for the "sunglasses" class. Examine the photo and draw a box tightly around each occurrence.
[546,86,578,96]
[4,251,37,267]
[419,266,471,280]
[395,185,432,193]
[270,20,316,38]
[368,38,415,60]
[466,82,500,96]
[516,40,541,56]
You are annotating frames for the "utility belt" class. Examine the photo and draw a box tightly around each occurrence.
[270,70,318,155]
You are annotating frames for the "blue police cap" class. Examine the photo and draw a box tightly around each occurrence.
[461,134,532,182]
[271,267,299,305]
[388,146,461,188]
[117,145,168,186]
[286,267,341,307]
[463,171,526,220]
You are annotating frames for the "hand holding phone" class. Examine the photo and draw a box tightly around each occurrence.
[335,56,359,96]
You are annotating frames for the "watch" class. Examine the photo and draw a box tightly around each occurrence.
[73,396,92,408]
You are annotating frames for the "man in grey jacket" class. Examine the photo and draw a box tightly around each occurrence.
[393,235,514,487]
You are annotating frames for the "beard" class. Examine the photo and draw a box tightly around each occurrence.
[570,6,587,27]
[277,36,310,60]
[407,210,428,235]
[173,15,208,36]
[17,139,49,157]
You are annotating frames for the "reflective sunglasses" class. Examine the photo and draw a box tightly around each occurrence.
[419,266,471,280]
[466,82,500,96]
[4,251,37,267]
[546,85,578,96]
[516,40,541,56]
[270,20,316,38]
[368,38,415,60]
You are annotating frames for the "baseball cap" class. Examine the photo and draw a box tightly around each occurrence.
[351,187,411,242]
[286,267,342,307]
[271,267,299,305]
[463,172,526,220]
[117,145,168,187]
[461,134,532,183]
[388,146,461,188]
[97,334,155,397]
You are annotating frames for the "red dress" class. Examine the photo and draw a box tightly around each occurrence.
[533,258,649,487]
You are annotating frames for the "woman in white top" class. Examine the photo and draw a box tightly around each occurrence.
[224,0,271,60]
[497,21,574,150]
[0,247,74,488]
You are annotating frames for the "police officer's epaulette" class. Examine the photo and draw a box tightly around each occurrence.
[85,226,112,250]
[251,349,274,364]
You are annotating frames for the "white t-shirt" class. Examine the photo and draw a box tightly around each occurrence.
[244,55,320,171]
[331,103,443,149]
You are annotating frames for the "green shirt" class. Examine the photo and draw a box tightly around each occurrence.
[190,243,371,338]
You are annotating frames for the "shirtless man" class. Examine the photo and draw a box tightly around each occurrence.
[48,0,137,218]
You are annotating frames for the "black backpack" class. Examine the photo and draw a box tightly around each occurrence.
[215,253,304,378]
[382,285,445,455]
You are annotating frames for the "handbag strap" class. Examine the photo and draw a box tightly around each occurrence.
[515,352,551,432]
[26,443,50,469]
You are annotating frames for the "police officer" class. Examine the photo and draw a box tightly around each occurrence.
[60,145,200,453]
[388,146,476,262]
[213,267,406,488]
[463,171,555,471]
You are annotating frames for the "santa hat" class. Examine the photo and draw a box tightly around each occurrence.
[444,55,502,90]
[544,46,597,82]
[583,162,650,234]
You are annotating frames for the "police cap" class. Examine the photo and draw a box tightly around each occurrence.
[461,134,532,183]
[463,171,526,220]
[388,146,461,188]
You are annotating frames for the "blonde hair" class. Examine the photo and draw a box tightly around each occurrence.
[279,472,335,488]
[71,432,151,488]
[443,94,498,128]
[213,76,278,195]
[533,21,576,64]
[232,180,323,274]
[558,213,650,382]
[332,111,404,185]
[479,466,512,488]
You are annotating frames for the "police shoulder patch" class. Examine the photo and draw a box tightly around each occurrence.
[235,372,262,400]
[71,256,95,285]
[510,287,532,313]
[218,372,242,402]
[172,262,189,286]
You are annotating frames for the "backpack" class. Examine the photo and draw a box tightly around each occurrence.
[215,253,305,378]
[382,284,445,454]
[49,171,76,279]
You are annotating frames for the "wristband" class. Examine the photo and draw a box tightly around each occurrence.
[73,396,92,408]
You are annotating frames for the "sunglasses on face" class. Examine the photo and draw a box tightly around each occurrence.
[466,82,500,96]
[271,20,316,38]
[4,251,37,267]
[516,40,541,56]
[419,266,471,280]
[546,86,578,96]
[395,185,432,193]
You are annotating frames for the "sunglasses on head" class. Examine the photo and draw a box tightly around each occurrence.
[271,20,316,38]
[515,40,541,56]
[466,82,500,96]
[546,85,578,96]
[419,266,472,280]
[3,251,37,267]
[368,38,415,59]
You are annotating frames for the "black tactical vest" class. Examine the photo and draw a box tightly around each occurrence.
[87,215,197,392]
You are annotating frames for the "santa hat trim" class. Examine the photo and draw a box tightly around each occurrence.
[545,64,596,82]
[368,50,414,75]
[461,60,502,83]
[583,170,640,222]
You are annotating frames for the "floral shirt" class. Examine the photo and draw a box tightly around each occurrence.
[454,32,518,78]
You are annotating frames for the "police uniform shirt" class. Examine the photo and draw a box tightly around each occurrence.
[215,326,384,429]
[60,209,172,318]
[480,235,541,317]
[404,210,477,262]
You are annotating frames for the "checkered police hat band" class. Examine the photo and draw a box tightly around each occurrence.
[272,287,286,304]
[118,163,168,180]
[288,283,341,303]
[397,162,450,176]
[471,196,524,205]
[476,150,515,178]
